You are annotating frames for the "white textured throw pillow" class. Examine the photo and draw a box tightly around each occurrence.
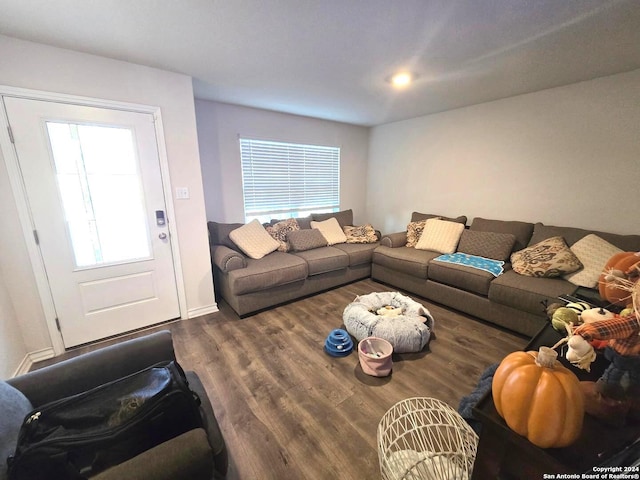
[563,234,623,288]
[229,219,280,259]
[310,217,347,245]
[415,218,465,254]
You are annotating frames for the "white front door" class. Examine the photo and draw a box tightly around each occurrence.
[4,97,180,347]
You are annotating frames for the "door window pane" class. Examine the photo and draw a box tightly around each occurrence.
[46,122,151,267]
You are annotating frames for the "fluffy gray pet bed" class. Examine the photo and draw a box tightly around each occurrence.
[343,291,434,353]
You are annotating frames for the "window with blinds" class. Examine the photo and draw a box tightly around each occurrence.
[239,137,340,223]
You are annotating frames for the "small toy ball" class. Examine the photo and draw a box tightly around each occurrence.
[552,307,579,332]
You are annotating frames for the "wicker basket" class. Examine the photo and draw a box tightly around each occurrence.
[377,397,478,480]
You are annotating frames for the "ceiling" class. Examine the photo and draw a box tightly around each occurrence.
[1,0,639,126]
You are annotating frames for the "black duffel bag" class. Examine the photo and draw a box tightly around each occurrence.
[7,361,204,480]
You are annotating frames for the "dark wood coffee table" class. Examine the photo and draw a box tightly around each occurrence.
[471,322,639,479]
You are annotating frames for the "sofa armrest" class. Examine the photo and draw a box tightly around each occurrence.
[212,244,247,272]
[186,371,228,477]
[8,331,176,407]
[92,429,215,480]
[380,231,407,248]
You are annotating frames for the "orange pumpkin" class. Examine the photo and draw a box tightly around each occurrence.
[492,347,584,448]
[598,252,640,306]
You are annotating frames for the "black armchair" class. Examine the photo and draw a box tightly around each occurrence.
[3,330,228,480]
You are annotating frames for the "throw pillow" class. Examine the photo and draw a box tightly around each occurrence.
[406,220,429,248]
[229,219,280,259]
[288,229,328,251]
[563,234,623,288]
[511,236,583,278]
[457,230,517,261]
[1,381,33,480]
[469,217,534,252]
[343,224,378,244]
[415,218,465,254]
[310,218,347,245]
[265,218,300,252]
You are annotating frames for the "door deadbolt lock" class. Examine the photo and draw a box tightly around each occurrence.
[158,233,167,240]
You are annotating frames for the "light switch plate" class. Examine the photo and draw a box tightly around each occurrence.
[176,187,190,199]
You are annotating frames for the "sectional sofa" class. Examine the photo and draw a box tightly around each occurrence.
[372,213,640,336]
[207,209,380,316]
[208,210,640,337]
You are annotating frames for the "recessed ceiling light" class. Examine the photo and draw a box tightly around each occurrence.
[389,72,414,88]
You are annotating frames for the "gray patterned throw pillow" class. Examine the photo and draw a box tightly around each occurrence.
[288,229,328,252]
[511,236,583,278]
[457,230,517,261]
[266,218,300,252]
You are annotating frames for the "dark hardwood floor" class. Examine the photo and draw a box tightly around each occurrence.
[39,278,529,479]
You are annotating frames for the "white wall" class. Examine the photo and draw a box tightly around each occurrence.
[367,69,640,236]
[0,35,215,373]
[0,145,30,378]
[0,268,28,379]
[196,100,370,225]
[0,128,56,371]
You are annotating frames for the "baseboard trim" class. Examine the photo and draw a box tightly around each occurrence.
[13,347,55,376]
[187,303,218,319]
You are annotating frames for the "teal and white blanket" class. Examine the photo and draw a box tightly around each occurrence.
[434,253,504,277]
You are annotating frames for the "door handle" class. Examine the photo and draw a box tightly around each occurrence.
[158,233,167,240]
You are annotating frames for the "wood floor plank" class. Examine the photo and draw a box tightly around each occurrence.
[35,278,529,479]
[190,279,529,479]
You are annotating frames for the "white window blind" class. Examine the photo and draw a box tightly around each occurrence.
[239,137,340,222]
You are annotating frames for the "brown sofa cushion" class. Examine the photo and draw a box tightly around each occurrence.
[207,221,244,252]
[227,252,307,295]
[429,261,496,296]
[295,216,313,230]
[489,270,578,316]
[411,212,467,225]
[529,222,640,251]
[290,247,349,276]
[457,230,516,261]
[372,246,440,279]
[469,217,534,252]
[333,242,379,266]
[311,209,353,228]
